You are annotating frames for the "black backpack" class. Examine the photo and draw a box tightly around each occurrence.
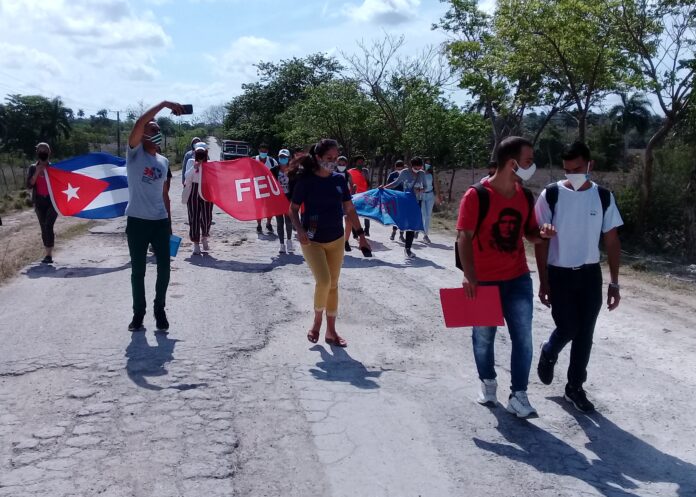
[455,183,535,271]
[544,182,611,223]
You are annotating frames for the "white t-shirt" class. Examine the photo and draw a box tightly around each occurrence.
[535,181,623,268]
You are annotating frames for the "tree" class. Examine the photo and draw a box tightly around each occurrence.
[224,54,342,151]
[608,92,652,159]
[496,0,629,141]
[77,109,85,119]
[1,94,72,156]
[279,80,381,158]
[434,0,549,154]
[609,0,696,234]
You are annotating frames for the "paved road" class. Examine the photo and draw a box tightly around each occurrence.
[1,139,695,496]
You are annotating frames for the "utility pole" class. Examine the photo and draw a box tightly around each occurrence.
[116,111,121,157]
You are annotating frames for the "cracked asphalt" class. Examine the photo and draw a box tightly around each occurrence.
[1,141,695,496]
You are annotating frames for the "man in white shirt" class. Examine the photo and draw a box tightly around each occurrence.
[534,141,623,413]
[254,143,278,234]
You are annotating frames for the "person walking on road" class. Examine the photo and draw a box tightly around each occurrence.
[387,160,406,241]
[456,136,556,418]
[335,156,357,252]
[26,142,58,264]
[254,143,278,235]
[270,148,295,254]
[347,155,372,239]
[289,139,371,348]
[534,141,623,413]
[125,100,184,333]
[182,142,214,255]
[384,156,427,260]
[181,137,201,184]
[421,159,443,244]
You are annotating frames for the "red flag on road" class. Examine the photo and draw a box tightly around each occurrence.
[199,158,290,221]
[45,166,110,216]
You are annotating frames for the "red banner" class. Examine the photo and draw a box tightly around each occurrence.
[199,158,290,221]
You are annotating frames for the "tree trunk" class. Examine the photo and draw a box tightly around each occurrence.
[638,121,672,235]
[448,168,457,203]
[577,111,587,142]
[684,163,696,262]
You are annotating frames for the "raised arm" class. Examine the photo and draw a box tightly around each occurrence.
[128,101,184,148]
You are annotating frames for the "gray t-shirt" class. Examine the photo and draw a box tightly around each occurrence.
[125,143,169,220]
[389,168,426,200]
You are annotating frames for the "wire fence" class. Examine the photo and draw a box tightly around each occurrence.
[0,154,27,195]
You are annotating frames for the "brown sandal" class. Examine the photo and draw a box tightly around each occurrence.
[307,328,320,344]
[325,335,348,348]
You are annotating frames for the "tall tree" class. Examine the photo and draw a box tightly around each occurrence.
[608,92,652,159]
[609,0,696,233]
[497,0,629,141]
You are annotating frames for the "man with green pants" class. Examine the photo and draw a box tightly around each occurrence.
[126,100,184,332]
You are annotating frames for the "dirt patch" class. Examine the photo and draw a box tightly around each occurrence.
[0,209,94,284]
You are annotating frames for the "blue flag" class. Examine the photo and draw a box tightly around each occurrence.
[50,153,128,219]
[353,188,424,231]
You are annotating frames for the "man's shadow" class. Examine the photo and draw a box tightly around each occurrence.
[125,333,205,392]
[186,254,304,273]
[309,345,383,390]
[25,262,130,279]
[473,402,696,497]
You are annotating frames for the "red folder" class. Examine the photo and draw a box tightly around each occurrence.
[439,287,504,328]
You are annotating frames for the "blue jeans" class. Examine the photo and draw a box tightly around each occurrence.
[472,273,534,392]
[421,192,436,235]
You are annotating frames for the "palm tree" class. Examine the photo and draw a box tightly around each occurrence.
[40,97,72,146]
[609,93,652,160]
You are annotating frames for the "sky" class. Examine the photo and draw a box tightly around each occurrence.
[0,0,495,120]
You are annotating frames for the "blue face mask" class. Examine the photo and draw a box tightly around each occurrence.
[259,152,268,159]
[279,157,289,165]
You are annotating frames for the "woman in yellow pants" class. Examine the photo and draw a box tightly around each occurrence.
[289,139,370,347]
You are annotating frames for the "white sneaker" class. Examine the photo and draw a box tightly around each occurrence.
[506,391,537,418]
[477,379,498,405]
[202,237,209,251]
[279,243,287,254]
[192,243,201,255]
[286,239,294,253]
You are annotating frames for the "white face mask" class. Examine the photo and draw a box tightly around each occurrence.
[337,165,346,172]
[514,161,536,181]
[566,162,591,191]
[320,161,335,172]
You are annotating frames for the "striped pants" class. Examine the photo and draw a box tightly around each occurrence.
[187,183,213,243]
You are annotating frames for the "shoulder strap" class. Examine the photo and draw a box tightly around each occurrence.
[597,185,611,218]
[545,182,559,222]
[471,183,490,242]
[522,187,535,231]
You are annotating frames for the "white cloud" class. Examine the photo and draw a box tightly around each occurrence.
[210,36,281,81]
[344,0,420,25]
[0,42,64,76]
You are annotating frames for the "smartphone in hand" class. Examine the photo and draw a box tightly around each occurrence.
[181,104,193,115]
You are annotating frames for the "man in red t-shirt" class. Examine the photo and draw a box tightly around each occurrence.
[456,136,556,418]
[346,155,371,242]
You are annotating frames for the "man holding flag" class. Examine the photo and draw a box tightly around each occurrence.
[125,100,184,333]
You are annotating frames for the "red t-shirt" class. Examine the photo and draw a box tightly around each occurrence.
[348,168,368,193]
[35,170,49,197]
[456,180,537,282]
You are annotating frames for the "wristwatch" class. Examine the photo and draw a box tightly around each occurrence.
[609,283,620,290]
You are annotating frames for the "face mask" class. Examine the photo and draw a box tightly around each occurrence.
[425,164,432,171]
[279,157,289,165]
[566,162,591,191]
[145,132,163,146]
[37,152,49,161]
[514,161,536,181]
[259,152,268,159]
[337,165,346,172]
[320,161,335,172]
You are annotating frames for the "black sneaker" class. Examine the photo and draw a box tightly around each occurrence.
[404,248,415,259]
[564,385,595,413]
[154,309,169,333]
[128,313,145,332]
[41,255,53,264]
[344,241,352,252]
[256,225,263,234]
[537,342,556,385]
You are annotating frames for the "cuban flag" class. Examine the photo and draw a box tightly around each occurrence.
[45,153,128,218]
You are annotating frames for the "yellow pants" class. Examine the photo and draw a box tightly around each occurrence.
[301,236,345,316]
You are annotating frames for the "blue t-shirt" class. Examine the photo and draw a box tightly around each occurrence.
[292,172,352,243]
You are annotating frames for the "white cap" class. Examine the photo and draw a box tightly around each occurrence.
[193,142,208,150]
[278,148,290,157]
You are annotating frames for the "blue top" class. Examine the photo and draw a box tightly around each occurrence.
[292,172,352,243]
